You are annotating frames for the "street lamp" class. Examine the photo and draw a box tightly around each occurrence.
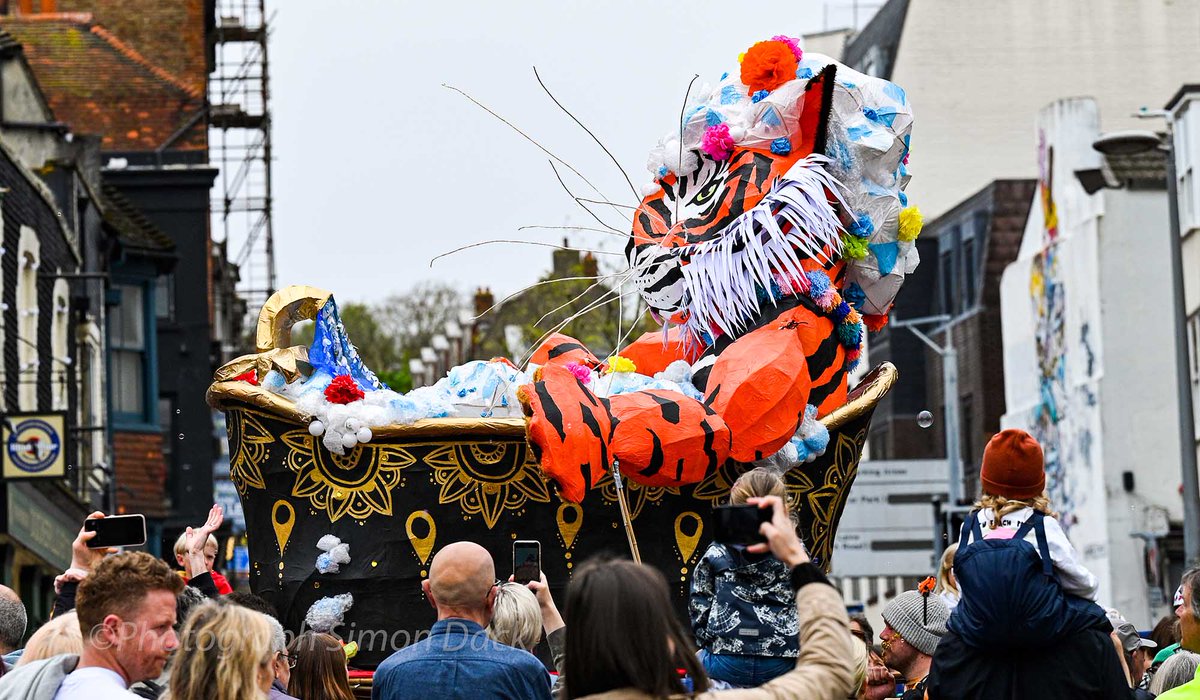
[1093,117,1200,565]
[890,314,963,506]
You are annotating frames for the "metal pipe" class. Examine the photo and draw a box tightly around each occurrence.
[1164,129,1200,565]
[943,345,962,505]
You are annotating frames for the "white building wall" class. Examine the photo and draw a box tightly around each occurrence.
[1001,98,1182,624]
[890,0,1200,220]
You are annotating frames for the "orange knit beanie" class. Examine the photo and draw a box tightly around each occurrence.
[979,429,1045,500]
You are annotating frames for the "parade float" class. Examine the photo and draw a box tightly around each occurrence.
[208,36,918,670]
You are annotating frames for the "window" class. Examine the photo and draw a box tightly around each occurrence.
[1177,105,1199,231]
[50,279,69,410]
[17,226,40,411]
[110,283,147,419]
[155,274,175,322]
[962,236,976,308]
[940,250,955,316]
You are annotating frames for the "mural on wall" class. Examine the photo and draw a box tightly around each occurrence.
[1029,134,1074,528]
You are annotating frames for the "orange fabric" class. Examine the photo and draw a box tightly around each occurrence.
[774,304,848,418]
[704,319,812,462]
[980,429,1046,499]
[609,389,731,488]
[529,333,600,369]
[617,329,696,376]
[522,365,613,503]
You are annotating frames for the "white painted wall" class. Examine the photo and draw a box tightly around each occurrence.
[1001,98,1182,625]
[891,0,1200,220]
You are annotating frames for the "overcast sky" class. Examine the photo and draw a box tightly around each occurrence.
[268,1,874,305]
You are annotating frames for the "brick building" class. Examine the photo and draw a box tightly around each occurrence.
[2,2,232,553]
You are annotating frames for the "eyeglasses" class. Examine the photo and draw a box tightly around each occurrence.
[277,652,298,669]
[494,579,504,589]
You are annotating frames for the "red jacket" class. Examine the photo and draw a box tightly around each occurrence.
[180,569,233,595]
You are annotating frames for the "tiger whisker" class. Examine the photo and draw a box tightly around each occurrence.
[429,239,622,267]
[443,83,624,211]
[548,161,626,234]
[518,225,627,239]
[533,66,640,202]
[519,288,640,369]
[472,275,614,320]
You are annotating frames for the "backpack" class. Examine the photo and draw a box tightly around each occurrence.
[948,510,1106,649]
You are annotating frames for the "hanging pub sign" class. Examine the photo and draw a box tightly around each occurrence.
[3,413,66,480]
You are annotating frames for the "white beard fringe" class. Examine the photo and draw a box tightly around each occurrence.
[674,154,850,345]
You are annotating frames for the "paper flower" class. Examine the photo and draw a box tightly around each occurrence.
[233,369,259,385]
[770,35,804,62]
[848,213,874,238]
[770,137,791,156]
[565,361,593,384]
[604,356,637,374]
[841,234,869,260]
[324,375,365,404]
[740,40,799,94]
[701,123,735,161]
[899,206,924,242]
[864,313,889,332]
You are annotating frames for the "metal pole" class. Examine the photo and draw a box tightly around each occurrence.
[1165,131,1200,565]
[943,344,962,505]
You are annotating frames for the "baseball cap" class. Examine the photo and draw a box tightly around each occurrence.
[1107,609,1159,654]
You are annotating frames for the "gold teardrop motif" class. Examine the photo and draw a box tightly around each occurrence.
[406,510,437,566]
[674,511,703,563]
[556,503,583,550]
[272,500,295,556]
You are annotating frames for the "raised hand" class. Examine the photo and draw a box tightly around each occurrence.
[71,511,117,570]
[187,504,224,555]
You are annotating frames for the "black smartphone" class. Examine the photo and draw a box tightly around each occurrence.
[513,540,541,585]
[84,514,147,549]
[712,504,773,546]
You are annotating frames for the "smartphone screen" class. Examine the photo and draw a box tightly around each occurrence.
[513,540,540,585]
[84,514,147,549]
[711,504,772,546]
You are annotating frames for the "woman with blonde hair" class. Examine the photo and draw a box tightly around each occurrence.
[165,602,274,700]
[690,467,800,688]
[15,611,82,666]
[286,632,355,700]
[934,543,959,611]
[487,582,543,651]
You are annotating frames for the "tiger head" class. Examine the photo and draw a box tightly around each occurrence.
[628,38,918,347]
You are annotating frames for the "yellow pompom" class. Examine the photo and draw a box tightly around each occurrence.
[605,356,637,374]
[738,52,746,63]
[898,206,923,242]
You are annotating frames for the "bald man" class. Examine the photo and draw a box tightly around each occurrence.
[0,585,26,670]
[372,542,551,700]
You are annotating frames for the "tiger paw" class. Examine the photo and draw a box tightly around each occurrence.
[519,364,614,503]
[609,390,731,487]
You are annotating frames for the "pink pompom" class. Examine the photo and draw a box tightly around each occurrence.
[565,362,593,384]
[701,123,735,161]
[770,35,804,62]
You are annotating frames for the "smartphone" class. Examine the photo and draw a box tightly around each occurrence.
[84,514,147,549]
[712,504,773,546]
[513,540,541,585]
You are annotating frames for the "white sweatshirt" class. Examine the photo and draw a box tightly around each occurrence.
[968,506,1100,601]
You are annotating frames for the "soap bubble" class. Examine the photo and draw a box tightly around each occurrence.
[917,410,934,429]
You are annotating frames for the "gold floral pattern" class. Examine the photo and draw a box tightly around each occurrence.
[786,428,867,567]
[228,410,273,494]
[425,443,551,529]
[596,470,680,520]
[280,430,415,522]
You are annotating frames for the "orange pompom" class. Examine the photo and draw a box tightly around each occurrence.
[740,41,800,94]
[864,313,889,333]
[918,576,936,595]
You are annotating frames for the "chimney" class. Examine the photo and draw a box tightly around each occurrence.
[552,237,580,279]
[581,252,598,278]
[474,287,495,317]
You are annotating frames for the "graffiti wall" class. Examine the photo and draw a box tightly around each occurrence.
[999,98,1109,598]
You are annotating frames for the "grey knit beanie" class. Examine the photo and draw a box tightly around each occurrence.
[881,590,949,656]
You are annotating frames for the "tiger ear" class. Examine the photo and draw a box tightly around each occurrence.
[793,64,836,157]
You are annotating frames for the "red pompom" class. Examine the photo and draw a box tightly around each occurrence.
[233,369,259,386]
[324,375,365,404]
[740,41,800,94]
[864,313,889,333]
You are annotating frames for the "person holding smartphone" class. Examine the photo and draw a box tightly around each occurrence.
[690,468,802,688]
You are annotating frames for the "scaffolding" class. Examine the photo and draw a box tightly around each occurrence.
[210,0,275,326]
